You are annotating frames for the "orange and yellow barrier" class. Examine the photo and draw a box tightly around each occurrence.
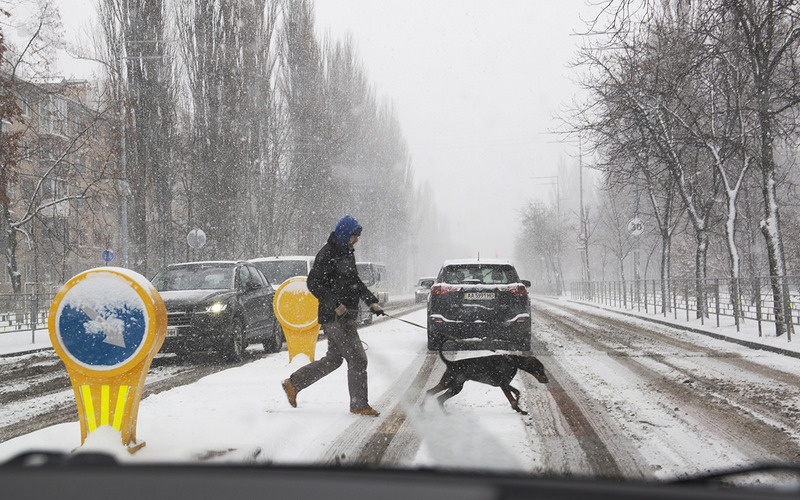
[48,267,166,452]
[273,277,320,361]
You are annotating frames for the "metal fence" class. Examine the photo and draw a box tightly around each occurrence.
[569,277,800,341]
[0,293,58,335]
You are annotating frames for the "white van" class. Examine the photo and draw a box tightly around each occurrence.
[355,262,388,325]
[249,256,315,290]
[357,262,389,305]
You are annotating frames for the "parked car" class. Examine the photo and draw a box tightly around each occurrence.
[249,256,315,291]
[151,261,283,361]
[415,276,436,303]
[356,262,389,304]
[355,262,389,325]
[427,259,531,351]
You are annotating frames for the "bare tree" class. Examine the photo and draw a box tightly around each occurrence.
[518,200,568,295]
[721,0,800,336]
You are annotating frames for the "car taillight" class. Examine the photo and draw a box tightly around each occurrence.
[499,284,528,295]
[431,283,461,295]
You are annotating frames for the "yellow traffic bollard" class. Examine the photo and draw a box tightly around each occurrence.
[273,277,320,362]
[48,267,166,453]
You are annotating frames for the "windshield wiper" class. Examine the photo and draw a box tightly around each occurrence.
[671,463,800,486]
[4,451,118,467]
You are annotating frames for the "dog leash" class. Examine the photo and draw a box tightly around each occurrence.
[381,312,429,330]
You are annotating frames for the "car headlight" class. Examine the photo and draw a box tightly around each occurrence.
[206,302,228,314]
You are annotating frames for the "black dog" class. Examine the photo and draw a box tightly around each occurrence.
[424,348,548,415]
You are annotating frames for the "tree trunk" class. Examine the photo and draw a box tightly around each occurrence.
[695,229,709,319]
[0,202,21,293]
[660,231,671,314]
[757,97,790,337]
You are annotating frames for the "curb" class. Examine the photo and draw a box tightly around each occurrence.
[0,346,52,358]
[565,299,800,360]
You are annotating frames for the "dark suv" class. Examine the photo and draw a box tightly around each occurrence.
[427,259,531,351]
[152,261,283,362]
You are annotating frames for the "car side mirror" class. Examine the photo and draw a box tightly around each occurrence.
[521,280,531,288]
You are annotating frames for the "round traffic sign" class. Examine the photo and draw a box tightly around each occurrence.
[49,268,166,376]
[273,277,319,329]
[187,228,207,249]
[627,217,644,236]
[102,249,114,263]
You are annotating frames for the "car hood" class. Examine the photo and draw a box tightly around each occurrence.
[159,289,233,307]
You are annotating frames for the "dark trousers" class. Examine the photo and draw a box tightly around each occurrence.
[289,316,369,410]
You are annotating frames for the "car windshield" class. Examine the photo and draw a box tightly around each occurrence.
[152,265,236,291]
[251,260,309,286]
[441,265,518,285]
[4,0,800,496]
[357,264,374,285]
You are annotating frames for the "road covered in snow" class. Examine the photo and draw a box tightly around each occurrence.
[1,297,799,485]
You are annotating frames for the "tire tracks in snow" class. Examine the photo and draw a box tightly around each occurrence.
[519,336,629,478]
[322,350,435,466]
[531,298,800,471]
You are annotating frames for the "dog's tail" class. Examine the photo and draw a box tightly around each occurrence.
[437,342,452,365]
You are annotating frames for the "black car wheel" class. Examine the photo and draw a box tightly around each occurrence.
[427,322,443,350]
[225,321,245,362]
[263,317,283,353]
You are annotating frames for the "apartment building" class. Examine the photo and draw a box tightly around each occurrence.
[1,76,121,294]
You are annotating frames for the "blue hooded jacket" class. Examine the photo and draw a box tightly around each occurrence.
[334,215,362,251]
[307,215,377,324]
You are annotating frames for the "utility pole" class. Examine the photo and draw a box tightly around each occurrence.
[579,139,590,284]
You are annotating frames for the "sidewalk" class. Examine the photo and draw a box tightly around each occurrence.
[0,325,52,357]
[550,296,800,359]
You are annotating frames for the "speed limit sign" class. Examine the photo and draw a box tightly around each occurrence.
[627,217,644,236]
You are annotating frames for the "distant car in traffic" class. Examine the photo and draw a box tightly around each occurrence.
[427,259,531,351]
[415,277,436,303]
[152,261,283,361]
[356,262,389,304]
[355,262,389,325]
[249,256,316,291]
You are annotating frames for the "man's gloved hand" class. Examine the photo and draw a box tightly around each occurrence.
[335,304,347,317]
[369,303,385,316]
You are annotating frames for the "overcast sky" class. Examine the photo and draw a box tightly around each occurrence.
[313,1,595,259]
[53,0,596,261]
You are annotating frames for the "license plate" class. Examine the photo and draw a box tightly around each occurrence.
[464,292,494,300]
[166,326,179,338]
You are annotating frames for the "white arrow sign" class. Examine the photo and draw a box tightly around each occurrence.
[82,306,127,348]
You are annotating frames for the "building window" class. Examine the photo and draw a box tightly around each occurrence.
[21,98,33,118]
[24,263,35,284]
[42,178,67,199]
[39,96,68,136]
[22,179,34,199]
[21,138,33,161]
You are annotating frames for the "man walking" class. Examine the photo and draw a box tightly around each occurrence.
[282,215,385,416]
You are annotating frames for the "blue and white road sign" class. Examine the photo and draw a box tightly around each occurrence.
[53,273,149,371]
[102,249,114,263]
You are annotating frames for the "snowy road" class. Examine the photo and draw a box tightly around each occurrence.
[2,298,800,483]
